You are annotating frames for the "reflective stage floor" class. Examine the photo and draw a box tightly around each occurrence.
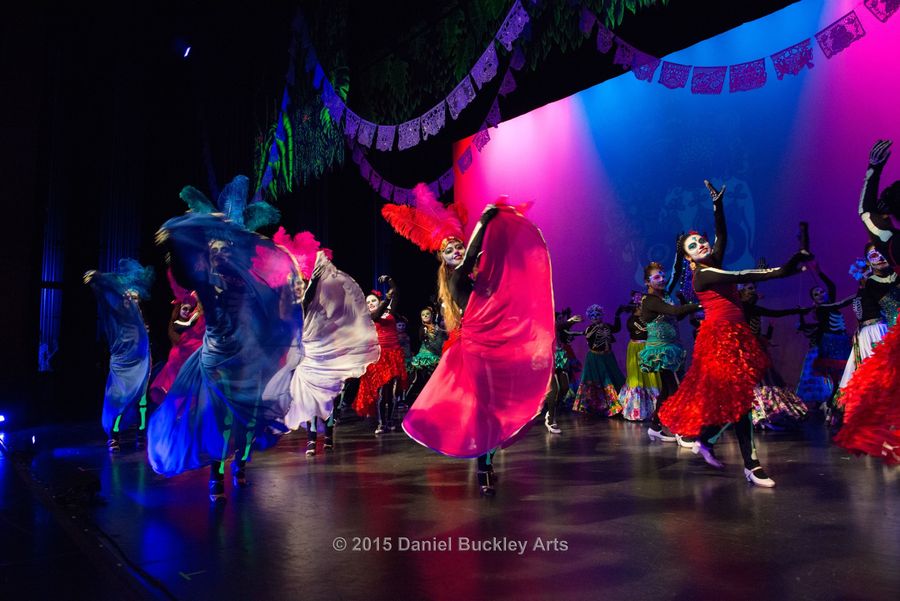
[1,413,898,600]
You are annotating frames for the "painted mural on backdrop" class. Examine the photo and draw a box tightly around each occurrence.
[453,0,900,380]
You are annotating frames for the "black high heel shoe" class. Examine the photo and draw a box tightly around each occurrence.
[209,478,226,503]
[477,471,495,496]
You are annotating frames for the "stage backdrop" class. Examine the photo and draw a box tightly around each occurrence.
[453,0,900,383]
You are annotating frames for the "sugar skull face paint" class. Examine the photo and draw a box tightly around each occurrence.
[683,233,711,262]
[866,248,889,272]
[647,268,666,291]
[441,239,465,268]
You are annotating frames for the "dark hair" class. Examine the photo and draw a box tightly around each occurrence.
[880,180,900,218]
[864,241,877,255]
[643,261,665,282]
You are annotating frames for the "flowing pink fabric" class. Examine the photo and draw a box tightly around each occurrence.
[149,312,205,405]
[402,207,555,458]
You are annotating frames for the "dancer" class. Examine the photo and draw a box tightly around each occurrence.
[406,307,447,403]
[149,270,205,405]
[382,185,554,495]
[834,139,900,463]
[353,277,408,434]
[84,259,154,452]
[544,310,584,433]
[638,262,700,443]
[259,229,380,455]
[573,304,626,416]
[658,180,811,487]
[147,176,294,502]
[837,244,899,392]
[737,282,811,428]
[795,313,835,408]
[618,294,661,422]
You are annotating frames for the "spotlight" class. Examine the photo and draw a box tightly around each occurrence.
[31,435,35,444]
[0,414,5,423]
[183,46,191,58]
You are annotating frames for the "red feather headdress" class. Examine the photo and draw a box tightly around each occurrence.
[381,183,466,252]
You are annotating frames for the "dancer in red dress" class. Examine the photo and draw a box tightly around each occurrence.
[658,180,811,487]
[833,139,900,464]
[354,277,408,434]
[382,185,554,495]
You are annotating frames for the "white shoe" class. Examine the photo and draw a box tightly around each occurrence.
[675,434,696,449]
[692,442,725,469]
[374,424,385,435]
[545,414,561,434]
[744,466,775,487]
[305,441,316,457]
[648,427,676,442]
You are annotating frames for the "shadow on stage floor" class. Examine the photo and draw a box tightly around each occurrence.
[1,412,898,601]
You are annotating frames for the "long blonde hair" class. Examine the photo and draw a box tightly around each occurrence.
[437,262,462,332]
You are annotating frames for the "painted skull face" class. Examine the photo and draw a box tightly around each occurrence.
[810,286,828,305]
[179,303,193,319]
[647,268,666,291]
[208,239,233,268]
[396,321,407,333]
[683,234,711,262]
[421,309,433,324]
[739,283,758,302]
[441,239,466,268]
[866,248,889,272]
[366,295,380,312]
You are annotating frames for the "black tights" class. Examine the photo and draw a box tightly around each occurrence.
[650,370,679,430]
[543,369,570,425]
[699,413,759,470]
[477,449,497,472]
[377,379,398,425]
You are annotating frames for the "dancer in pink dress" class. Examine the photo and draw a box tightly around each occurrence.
[149,270,205,405]
[382,184,554,495]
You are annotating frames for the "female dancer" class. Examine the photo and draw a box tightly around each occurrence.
[544,310,583,433]
[382,185,554,495]
[837,141,900,392]
[259,229,380,455]
[148,176,294,502]
[639,262,700,442]
[406,307,447,404]
[837,243,899,393]
[573,304,626,416]
[736,282,811,428]
[84,259,154,452]
[149,270,205,405]
[618,294,661,422]
[354,277,408,434]
[834,139,900,463]
[658,180,811,487]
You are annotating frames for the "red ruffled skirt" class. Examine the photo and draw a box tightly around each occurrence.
[659,320,768,437]
[833,319,900,464]
[354,345,408,418]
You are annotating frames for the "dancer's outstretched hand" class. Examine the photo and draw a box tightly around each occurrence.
[83,270,98,285]
[868,139,892,168]
[703,180,726,203]
[377,275,393,284]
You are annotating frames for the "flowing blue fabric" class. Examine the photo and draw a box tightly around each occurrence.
[148,213,296,476]
[89,272,151,435]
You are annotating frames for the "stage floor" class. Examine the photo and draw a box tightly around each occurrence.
[1,413,898,601]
